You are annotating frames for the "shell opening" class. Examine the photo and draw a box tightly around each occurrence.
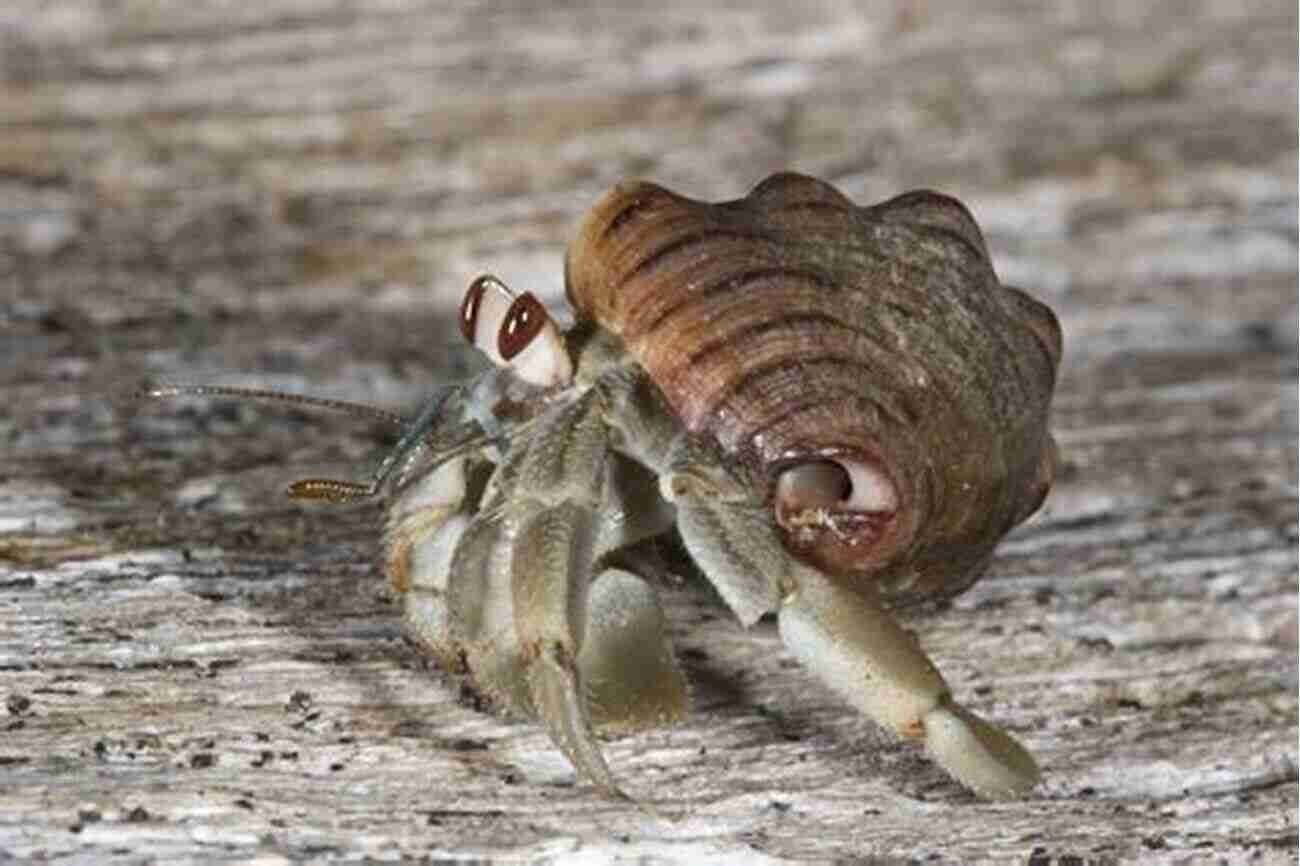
[773,457,901,574]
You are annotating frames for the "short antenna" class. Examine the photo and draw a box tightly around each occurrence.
[137,381,468,505]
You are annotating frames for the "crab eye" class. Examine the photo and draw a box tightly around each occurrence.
[498,293,573,388]
[459,275,516,363]
[775,458,897,516]
[458,274,572,388]
[498,293,547,360]
[775,460,852,511]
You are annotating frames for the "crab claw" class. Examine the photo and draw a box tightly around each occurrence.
[922,701,1040,797]
[777,564,1040,798]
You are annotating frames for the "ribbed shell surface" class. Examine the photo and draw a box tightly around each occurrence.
[565,172,1060,602]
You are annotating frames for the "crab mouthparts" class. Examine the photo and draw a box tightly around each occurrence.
[779,504,897,545]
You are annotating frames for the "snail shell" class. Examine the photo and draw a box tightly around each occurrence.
[565,172,1061,603]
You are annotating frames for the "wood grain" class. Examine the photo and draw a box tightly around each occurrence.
[1,1,1295,862]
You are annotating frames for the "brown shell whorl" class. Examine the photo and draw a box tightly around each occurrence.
[565,172,1060,598]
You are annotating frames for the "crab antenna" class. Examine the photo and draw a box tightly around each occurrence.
[287,427,498,504]
[285,478,377,504]
[287,385,465,504]
[139,381,463,505]
[138,383,407,428]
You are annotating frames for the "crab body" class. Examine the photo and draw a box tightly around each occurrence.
[378,173,1060,801]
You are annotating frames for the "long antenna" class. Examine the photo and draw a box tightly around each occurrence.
[138,383,408,428]
[287,385,466,504]
[137,380,482,506]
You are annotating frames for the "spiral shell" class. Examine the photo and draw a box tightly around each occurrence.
[565,172,1060,602]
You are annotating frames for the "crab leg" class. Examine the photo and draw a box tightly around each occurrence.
[397,380,686,801]
[658,444,785,627]
[578,568,688,731]
[484,390,641,800]
[664,450,1038,797]
[777,564,1040,797]
[510,500,628,799]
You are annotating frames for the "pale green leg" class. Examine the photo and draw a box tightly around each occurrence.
[579,568,688,732]
[500,395,688,802]
[506,506,685,805]
[779,565,1040,798]
[663,448,1039,799]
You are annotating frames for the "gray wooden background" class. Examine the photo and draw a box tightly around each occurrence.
[1,2,1296,862]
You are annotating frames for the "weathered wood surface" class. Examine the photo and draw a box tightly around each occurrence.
[1,2,1295,862]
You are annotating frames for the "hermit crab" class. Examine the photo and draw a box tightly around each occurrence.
[147,173,1061,802]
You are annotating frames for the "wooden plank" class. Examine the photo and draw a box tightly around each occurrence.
[1,1,1295,861]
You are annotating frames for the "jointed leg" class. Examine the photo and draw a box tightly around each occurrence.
[579,568,688,732]
[778,564,1040,797]
[508,502,688,802]
[511,499,626,798]
[659,444,785,627]
[664,445,1038,798]
[502,395,687,801]
[385,455,472,668]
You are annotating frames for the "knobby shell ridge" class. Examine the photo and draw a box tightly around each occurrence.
[565,172,1061,603]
